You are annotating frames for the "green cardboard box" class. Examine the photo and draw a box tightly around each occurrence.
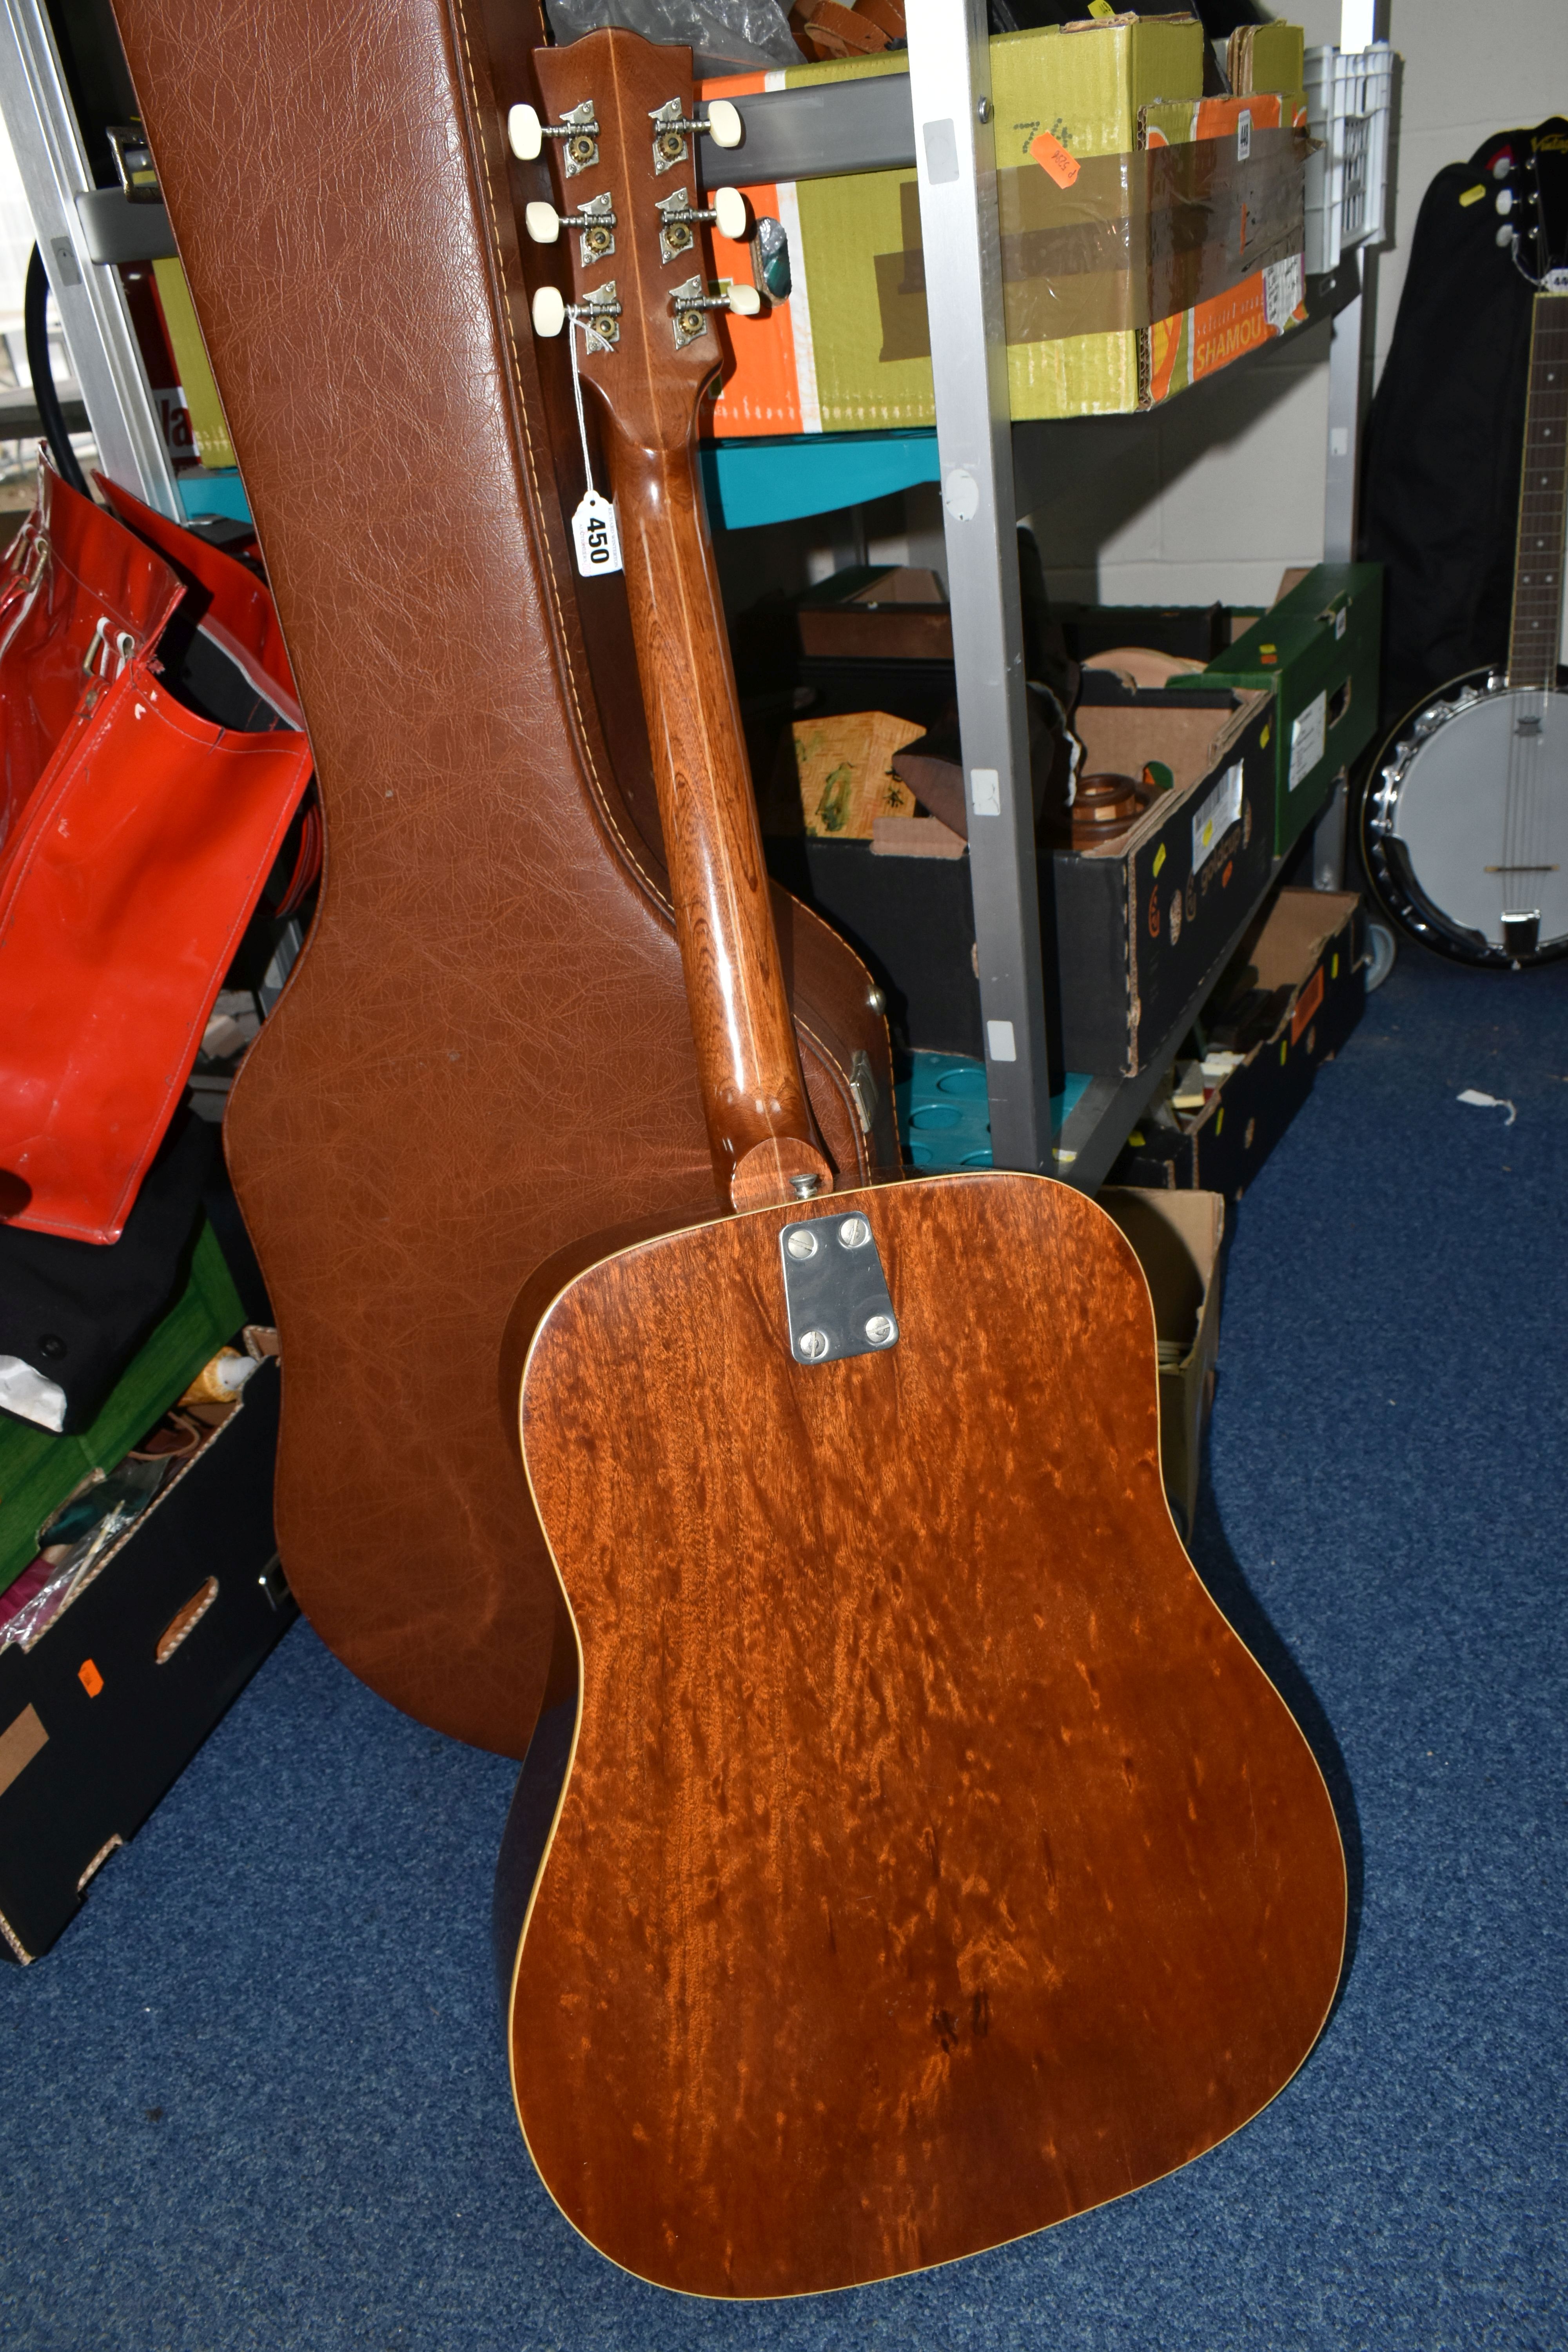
[1180,563,1384,855]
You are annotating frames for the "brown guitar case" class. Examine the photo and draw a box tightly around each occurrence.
[108,0,897,1758]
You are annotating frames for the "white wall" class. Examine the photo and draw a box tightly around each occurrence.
[1024,0,1568,612]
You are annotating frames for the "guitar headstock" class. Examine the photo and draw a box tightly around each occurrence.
[1487,118,1568,292]
[519,32,759,451]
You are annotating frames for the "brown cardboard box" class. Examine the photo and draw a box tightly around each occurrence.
[1099,1187,1225,1539]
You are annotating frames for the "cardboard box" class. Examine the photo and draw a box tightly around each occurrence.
[0,1360,294,1963]
[1178,563,1383,854]
[1111,889,1365,1200]
[766,684,1275,1078]
[784,708,922,837]
[1051,685,1276,1076]
[1100,1185,1225,1541]
[701,23,1308,431]
[795,566,953,663]
[768,835,985,1059]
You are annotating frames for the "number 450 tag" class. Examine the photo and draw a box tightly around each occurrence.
[572,490,622,578]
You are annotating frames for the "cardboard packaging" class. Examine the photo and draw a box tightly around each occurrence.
[0,1360,294,1963]
[1052,685,1275,1076]
[1111,888,1365,1200]
[795,567,953,664]
[701,21,1309,432]
[1100,1186,1226,1541]
[1177,563,1383,854]
[766,685,1274,1079]
[782,708,922,837]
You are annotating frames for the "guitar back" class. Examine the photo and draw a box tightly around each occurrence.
[108,0,894,1755]
[510,1172,1345,2297]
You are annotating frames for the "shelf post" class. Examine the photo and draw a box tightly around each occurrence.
[906,0,1053,1175]
[0,0,182,515]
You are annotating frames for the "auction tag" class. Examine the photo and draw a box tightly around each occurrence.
[572,490,622,578]
[1029,128,1080,189]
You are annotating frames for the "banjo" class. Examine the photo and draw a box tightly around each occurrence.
[1363,136,1568,966]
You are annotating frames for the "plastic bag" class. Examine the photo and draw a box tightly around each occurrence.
[544,0,802,72]
[0,1456,167,1651]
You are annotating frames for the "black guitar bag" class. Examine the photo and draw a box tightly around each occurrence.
[1360,118,1568,728]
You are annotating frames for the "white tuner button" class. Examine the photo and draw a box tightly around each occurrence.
[508,103,543,160]
[727,281,762,318]
[713,186,750,242]
[531,285,566,338]
[706,98,743,150]
[524,201,561,244]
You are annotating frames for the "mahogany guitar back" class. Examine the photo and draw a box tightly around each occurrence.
[107,0,894,1757]
[509,1172,1346,2297]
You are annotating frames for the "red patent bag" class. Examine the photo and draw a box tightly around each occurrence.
[0,459,313,1244]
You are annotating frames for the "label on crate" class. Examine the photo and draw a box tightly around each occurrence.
[572,491,622,579]
[1263,253,1305,331]
[1289,690,1328,791]
[1191,760,1244,872]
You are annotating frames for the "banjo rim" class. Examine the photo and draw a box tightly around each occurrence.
[1357,664,1568,969]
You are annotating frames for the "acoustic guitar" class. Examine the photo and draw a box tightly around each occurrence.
[1362,131,1568,965]
[496,29,1346,2299]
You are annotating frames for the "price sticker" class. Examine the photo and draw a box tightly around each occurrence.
[572,490,622,578]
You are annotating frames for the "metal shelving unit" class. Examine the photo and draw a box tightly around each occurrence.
[896,0,1387,1191]
[0,0,180,515]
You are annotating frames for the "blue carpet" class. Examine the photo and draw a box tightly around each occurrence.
[3,942,1564,2350]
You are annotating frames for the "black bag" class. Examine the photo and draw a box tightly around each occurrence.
[1359,120,1568,726]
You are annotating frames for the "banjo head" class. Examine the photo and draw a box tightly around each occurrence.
[1363,672,1568,964]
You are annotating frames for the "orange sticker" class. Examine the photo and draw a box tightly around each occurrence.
[1290,962,1325,1045]
[78,1659,104,1698]
[1030,129,1080,189]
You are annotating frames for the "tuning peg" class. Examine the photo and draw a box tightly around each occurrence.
[527,191,617,259]
[509,98,600,174]
[655,185,753,265]
[706,99,743,150]
[669,274,762,348]
[531,281,621,349]
[650,95,744,174]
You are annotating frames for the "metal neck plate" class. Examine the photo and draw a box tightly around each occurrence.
[779,1212,899,1367]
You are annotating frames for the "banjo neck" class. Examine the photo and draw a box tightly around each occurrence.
[1505,288,1568,691]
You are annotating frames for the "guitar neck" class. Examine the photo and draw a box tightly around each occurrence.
[1507,290,1568,690]
[608,421,828,1203]
[532,31,830,1212]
